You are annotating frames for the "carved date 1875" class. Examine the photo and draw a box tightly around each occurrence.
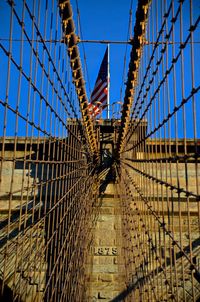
[94,247,118,256]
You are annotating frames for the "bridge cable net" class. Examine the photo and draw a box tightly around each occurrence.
[1,0,200,301]
[0,0,104,301]
[118,0,200,301]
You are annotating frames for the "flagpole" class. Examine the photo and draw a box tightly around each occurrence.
[107,43,110,119]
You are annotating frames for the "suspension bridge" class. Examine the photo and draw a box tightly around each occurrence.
[0,0,200,301]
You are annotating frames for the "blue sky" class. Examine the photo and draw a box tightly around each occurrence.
[0,1,200,138]
[70,0,136,116]
[0,0,135,136]
[71,0,200,139]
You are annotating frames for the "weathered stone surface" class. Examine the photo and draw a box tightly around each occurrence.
[92,264,118,273]
[98,257,114,265]
[100,207,114,215]
[97,220,114,230]
[86,182,126,300]
[99,235,114,245]
[113,274,126,282]
[98,274,113,282]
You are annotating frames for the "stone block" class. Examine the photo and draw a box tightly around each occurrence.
[100,207,114,215]
[88,282,115,292]
[98,256,114,265]
[87,183,126,300]
[113,275,126,282]
[97,220,114,230]
[99,235,114,245]
[92,264,118,273]
[98,273,113,282]
[97,214,115,222]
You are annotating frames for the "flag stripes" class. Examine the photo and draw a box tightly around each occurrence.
[89,47,108,117]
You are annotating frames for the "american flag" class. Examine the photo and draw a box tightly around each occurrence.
[89,48,108,117]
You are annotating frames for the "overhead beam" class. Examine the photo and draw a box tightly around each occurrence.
[116,0,151,156]
[77,39,132,44]
[59,0,98,155]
